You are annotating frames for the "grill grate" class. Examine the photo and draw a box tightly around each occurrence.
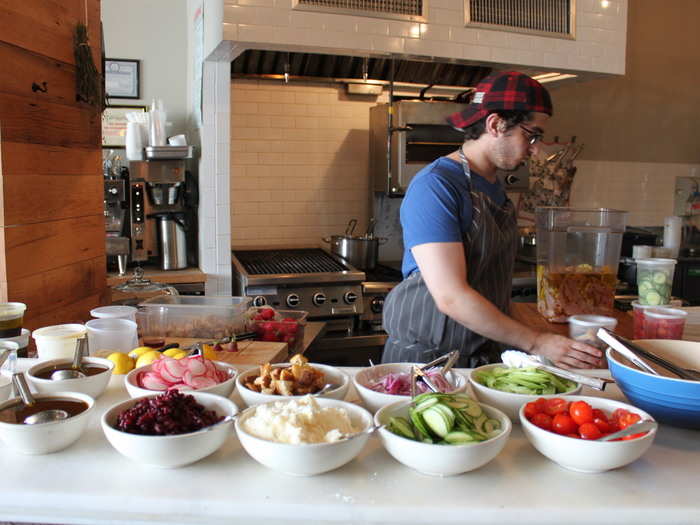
[234,248,348,275]
[466,0,573,37]
[294,0,424,20]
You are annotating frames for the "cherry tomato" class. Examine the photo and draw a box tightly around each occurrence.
[592,408,609,423]
[552,413,578,435]
[618,412,641,430]
[622,433,647,441]
[531,412,553,431]
[579,422,603,440]
[593,417,613,434]
[524,401,541,420]
[533,398,547,413]
[544,398,570,417]
[260,308,275,320]
[569,400,594,425]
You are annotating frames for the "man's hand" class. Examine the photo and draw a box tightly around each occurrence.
[531,333,603,369]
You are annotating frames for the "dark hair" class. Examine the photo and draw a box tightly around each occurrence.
[462,110,534,141]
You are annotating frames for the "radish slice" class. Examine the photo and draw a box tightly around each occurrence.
[140,372,170,391]
[185,356,206,376]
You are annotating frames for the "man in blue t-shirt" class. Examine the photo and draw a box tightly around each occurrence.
[382,71,602,369]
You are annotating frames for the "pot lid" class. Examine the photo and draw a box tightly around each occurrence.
[114,267,173,294]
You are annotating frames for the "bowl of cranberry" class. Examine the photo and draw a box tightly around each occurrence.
[519,395,657,473]
[246,307,308,353]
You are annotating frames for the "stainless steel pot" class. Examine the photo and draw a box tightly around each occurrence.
[322,219,387,270]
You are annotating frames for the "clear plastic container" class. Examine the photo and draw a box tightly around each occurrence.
[642,307,687,340]
[0,302,27,338]
[635,258,677,306]
[138,296,252,339]
[90,305,137,323]
[536,207,627,322]
[86,318,139,355]
[631,300,669,339]
[568,315,618,349]
[245,307,308,354]
[32,324,87,361]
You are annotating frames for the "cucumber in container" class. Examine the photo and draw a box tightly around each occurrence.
[635,258,676,306]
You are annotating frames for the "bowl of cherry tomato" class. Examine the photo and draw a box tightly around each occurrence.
[607,340,700,429]
[519,395,656,473]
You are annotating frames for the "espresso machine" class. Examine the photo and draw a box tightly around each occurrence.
[103,157,130,275]
[128,159,198,270]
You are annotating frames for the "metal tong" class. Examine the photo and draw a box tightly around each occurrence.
[597,328,700,381]
[409,350,460,398]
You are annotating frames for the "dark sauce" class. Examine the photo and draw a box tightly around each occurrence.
[0,398,89,424]
[31,364,109,380]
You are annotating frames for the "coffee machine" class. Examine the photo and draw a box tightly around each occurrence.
[128,159,198,270]
[103,157,130,275]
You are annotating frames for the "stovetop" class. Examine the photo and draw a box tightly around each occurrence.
[233,248,347,275]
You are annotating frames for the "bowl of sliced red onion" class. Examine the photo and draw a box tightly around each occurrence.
[352,363,467,414]
[124,355,238,399]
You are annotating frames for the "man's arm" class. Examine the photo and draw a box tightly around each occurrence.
[412,242,602,369]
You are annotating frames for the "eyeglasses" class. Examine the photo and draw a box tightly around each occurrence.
[519,124,544,145]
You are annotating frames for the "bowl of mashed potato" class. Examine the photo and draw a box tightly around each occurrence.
[234,396,373,476]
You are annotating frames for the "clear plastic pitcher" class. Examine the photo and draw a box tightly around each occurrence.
[536,208,627,323]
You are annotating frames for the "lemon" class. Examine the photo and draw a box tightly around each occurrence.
[107,352,135,375]
[170,351,188,360]
[128,346,156,359]
[163,348,184,358]
[135,350,164,368]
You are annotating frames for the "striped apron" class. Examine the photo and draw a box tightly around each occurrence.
[381,153,519,368]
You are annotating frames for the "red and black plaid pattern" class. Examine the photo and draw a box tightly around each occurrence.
[447,71,552,130]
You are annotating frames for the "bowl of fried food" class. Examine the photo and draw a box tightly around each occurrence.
[236,354,350,407]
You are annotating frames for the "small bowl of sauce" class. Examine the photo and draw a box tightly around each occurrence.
[26,357,115,400]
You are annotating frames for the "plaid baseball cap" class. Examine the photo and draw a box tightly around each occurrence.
[446,71,553,130]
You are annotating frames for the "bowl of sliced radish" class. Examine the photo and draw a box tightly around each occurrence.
[374,392,511,476]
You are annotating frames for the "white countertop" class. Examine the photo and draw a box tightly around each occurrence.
[0,364,698,525]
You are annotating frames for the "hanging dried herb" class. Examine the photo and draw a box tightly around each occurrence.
[74,22,104,110]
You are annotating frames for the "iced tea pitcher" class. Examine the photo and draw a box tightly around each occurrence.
[536,208,627,323]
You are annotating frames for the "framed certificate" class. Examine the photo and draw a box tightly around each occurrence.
[105,58,141,99]
[102,105,146,148]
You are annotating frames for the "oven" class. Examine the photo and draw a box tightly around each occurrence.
[232,248,402,366]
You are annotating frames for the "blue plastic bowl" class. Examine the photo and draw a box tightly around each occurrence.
[607,340,700,430]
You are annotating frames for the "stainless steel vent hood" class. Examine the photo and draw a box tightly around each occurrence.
[231,50,494,95]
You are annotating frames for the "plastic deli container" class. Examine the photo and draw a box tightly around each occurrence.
[642,307,687,340]
[86,318,139,355]
[631,301,670,339]
[0,303,27,338]
[635,258,677,306]
[245,308,308,354]
[32,324,87,361]
[138,296,252,339]
[568,315,618,350]
[90,305,137,323]
[0,328,32,358]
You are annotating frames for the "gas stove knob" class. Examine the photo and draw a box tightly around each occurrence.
[312,293,326,306]
[343,291,358,304]
[370,296,384,314]
[286,294,300,308]
[252,296,267,307]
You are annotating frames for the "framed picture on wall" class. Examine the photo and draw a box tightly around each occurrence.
[102,105,146,148]
[105,58,141,99]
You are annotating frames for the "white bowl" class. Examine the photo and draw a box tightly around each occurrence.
[519,395,656,473]
[353,363,467,414]
[26,357,114,399]
[124,360,238,399]
[0,375,11,402]
[375,399,511,476]
[235,397,372,476]
[101,391,238,468]
[236,363,350,407]
[0,391,95,454]
[468,363,582,422]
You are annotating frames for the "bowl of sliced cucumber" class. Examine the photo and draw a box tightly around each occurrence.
[635,258,676,305]
[374,392,511,476]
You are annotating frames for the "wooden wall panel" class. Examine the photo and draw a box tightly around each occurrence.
[28,293,103,329]
[0,1,101,68]
[8,256,105,323]
[0,93,100,147]
[1,142,101,176]
[3,215,104,281]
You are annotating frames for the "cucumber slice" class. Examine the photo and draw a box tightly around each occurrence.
[388,417,415,440]
[638,281,651,294]
[443,431,475,444]
[484,418,501,434]
[473,413,488,433]
[432,403,456,427]
[409,408,433,441]
[463,398,483,418]
[414,397,439,413]
[644,291,661,305]
[422,406,453,437]
[652,271,668,284]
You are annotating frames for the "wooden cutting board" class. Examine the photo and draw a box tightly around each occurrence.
[158,338,288,368]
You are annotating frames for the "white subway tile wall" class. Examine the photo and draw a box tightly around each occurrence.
[222,0,628,74]
[230,79,388,247]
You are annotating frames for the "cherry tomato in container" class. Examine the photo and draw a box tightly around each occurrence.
[532,412,554,431]
[569,400,594,425]
[552,413,578,435]
[544,398,570,417]
[578,422,603,440]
